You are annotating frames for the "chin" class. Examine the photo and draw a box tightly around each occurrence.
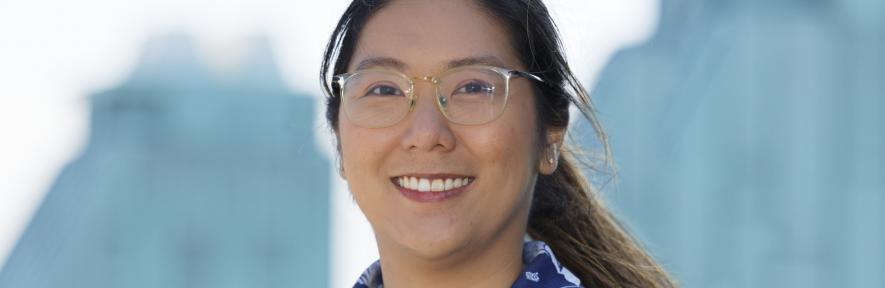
[403,237,470,261]
[394,222,474,260]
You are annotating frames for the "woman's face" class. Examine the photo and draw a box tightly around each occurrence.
[338,0,558,259]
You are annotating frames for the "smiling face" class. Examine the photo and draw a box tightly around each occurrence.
[337,0,557,260]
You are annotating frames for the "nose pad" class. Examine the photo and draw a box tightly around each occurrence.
[438,95,448,109]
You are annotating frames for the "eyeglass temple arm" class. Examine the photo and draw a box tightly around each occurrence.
[511,70,545,83]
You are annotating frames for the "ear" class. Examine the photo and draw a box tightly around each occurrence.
[335,135,347,180]
[538,127,566,175]
[338,157,347,180]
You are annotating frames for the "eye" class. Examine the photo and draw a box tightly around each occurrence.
[453,81,494,95]
[365,84,404,97]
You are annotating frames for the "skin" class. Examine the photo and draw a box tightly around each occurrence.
[337,0,563,287]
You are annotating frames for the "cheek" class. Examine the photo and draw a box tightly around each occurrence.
[469,92,541,192]
[338,122,391,190]
[473,127,533,167]
[496,91,540,167]
[458,105,539,238]
[338,124,393,227]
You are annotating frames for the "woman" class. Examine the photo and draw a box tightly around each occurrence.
[320,0,676,287]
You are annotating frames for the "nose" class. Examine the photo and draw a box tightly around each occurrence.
[400,83,456,152]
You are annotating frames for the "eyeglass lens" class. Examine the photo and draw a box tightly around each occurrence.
[342,68,508,127]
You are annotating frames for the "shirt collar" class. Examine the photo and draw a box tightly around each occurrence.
[353,241,583,288]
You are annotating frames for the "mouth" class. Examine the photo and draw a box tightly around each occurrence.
[391,174,474,202]
[393,175,473,192]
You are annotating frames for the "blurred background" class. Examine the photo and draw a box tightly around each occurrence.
[0,0,881,287]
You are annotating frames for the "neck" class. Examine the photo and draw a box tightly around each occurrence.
[378,229,526,288]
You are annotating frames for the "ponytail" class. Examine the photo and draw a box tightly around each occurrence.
[528,149,676,287]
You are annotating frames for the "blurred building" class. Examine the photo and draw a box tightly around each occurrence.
[579,0,884,287]
[0,36,329,288]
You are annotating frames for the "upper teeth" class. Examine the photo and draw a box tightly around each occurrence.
[397,176,471,192]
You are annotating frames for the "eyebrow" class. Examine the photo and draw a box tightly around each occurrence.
[353,55,509,72]
[354,57,408,71]
[446,55,507,69]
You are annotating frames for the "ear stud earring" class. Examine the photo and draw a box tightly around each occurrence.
[547,144,559,164]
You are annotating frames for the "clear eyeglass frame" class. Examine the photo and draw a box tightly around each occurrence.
[333,64,545,128]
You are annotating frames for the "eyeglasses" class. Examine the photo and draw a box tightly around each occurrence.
[333,65,544,128]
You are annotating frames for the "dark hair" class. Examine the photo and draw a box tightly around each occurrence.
[320,1,676,287]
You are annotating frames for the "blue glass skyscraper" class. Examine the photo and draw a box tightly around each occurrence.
[0,35,330,288]
[579,0,884,287]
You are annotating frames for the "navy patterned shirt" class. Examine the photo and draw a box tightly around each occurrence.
[353,241,583,288]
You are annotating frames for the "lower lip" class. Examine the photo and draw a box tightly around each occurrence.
[394,182,470,203]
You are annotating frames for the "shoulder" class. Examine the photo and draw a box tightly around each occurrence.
[353,260,383,288]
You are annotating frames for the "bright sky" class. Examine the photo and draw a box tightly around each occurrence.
[0,0,657,286]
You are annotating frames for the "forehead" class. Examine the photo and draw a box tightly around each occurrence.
[349,0,522,74]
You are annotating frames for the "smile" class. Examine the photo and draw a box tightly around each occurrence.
[391,174,474,203]
[393,175,473,192]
